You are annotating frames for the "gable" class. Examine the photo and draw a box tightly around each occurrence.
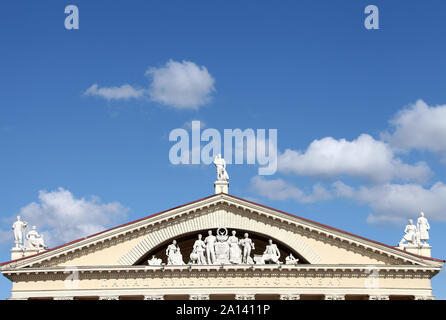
[1,194,442,270]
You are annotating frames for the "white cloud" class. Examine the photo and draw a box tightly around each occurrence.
[333,181,446,225]
[278,134,431,183]
[251,176,332,203]
[1,188,129,247]
[383,100,446,159]
[84,83,145,100]
[251,176,446,226]
[146,60,215,109]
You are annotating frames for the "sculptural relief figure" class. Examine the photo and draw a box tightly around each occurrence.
[399,219,417,247]
[25,226,47,250]
[204,230,217,264]
[213,154,229,182]
[147,255,162,266]
[214,228,230,264]
[190,234,207,265]
[166,240,184,265]
[228,230,242,264]
[12,216,27,249]
[417,212,430,246]
[285,253,299,265]
[262,239,281,264]
[239,233,255,264]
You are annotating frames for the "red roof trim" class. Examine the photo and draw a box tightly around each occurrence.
[1,193,444,266]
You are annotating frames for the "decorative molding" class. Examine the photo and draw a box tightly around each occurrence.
[2,194,441,271]
[119,205,321,266]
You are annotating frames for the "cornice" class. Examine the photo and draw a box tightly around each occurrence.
[1,193,443,270]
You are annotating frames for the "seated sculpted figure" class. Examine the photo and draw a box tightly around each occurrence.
[262,239,281,264]
[285,253,299,265]
[25,226,47,250]
[399,219,417,247]
[166,240,184,265]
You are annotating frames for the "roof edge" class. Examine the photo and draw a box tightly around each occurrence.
[1,193,444,268]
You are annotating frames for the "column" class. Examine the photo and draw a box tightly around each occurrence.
[54,297,74,300]
[369,295,389,300]
[235,294,255,300]
[324,294,345,300]
[99,296,120,300]
[190,294,210,300]
[144,295,164,300]
[280,294,300,300]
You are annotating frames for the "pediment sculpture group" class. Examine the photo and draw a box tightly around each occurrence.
[399,212,431,248]
[11,216,48,251]
[147,228,299,266]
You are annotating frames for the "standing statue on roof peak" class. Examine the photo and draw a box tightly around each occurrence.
[213,154,229,182]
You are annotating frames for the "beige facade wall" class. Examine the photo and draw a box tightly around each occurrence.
[56,208,387,267]
[7,266,434,299]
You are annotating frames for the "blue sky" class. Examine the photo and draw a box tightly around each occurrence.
[1,0,446,299]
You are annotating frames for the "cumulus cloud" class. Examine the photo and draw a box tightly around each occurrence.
[278,134,431,183]
[146,60,215,109]
[251,176,332,203]
[84,83,145,101]
[250,176,446,226]
[383,100,446,159]
[0,188,129,247]
[333,181,446,225]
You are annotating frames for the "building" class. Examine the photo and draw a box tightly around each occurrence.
[1,167,444,300]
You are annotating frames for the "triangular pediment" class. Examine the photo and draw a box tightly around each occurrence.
[1,194,442,270]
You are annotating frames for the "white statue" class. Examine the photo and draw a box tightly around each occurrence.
[214,228,230,264]
[228,230,242,264]
[417,212,430,246]
[239,233,255,264]
[262,239,281,264]
[147,255,162,266]
[190,234,207,265]
[213,154,229,182]
[165,240,184,265]
[399,219,417,247]
[204,230,217,264]
[285,253,299,265]
[12,216,27,249]
[25,226,47,250]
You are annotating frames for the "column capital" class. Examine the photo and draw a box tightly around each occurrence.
[190,294,210,300]
[235,294,255,300]
[369,295,389,300]
[414,296,434,300]
[144,295,164,300]
[99,296,120,300]
[280,294,300,300]
[324,294,345,300]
